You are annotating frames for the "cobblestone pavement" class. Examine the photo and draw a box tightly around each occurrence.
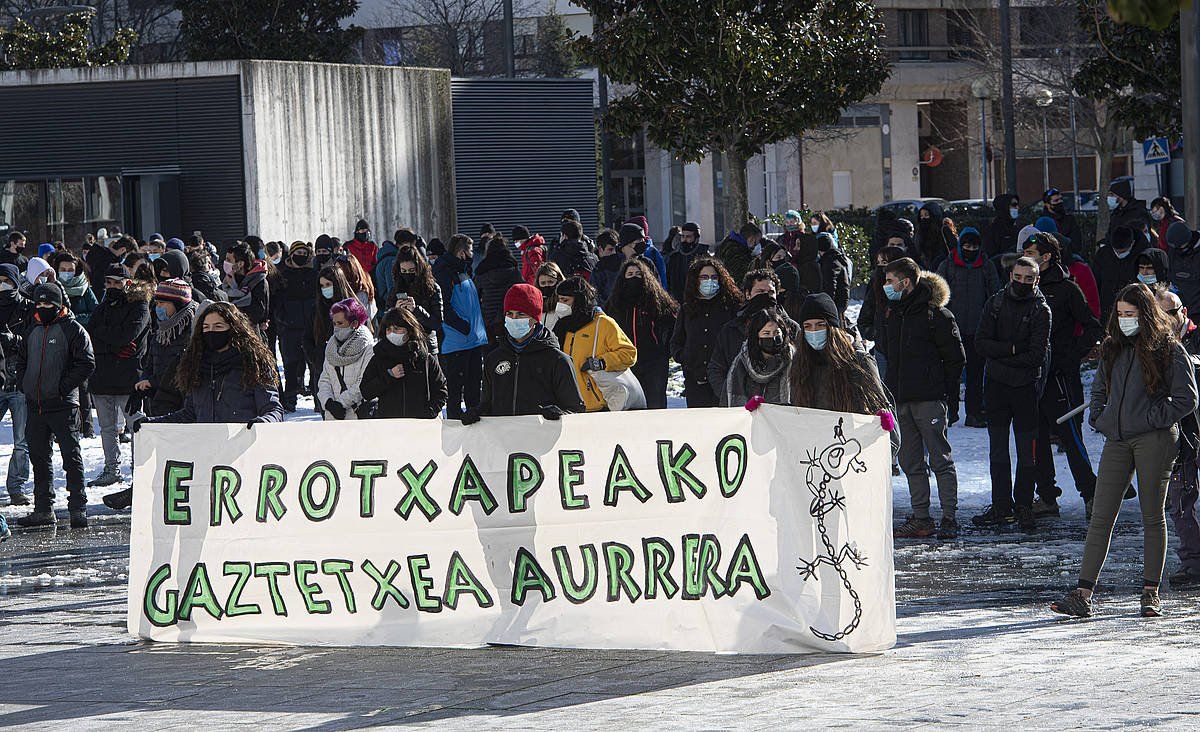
[3,502,1198,731]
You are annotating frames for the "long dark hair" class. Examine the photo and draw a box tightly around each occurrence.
[389,244,437,304]
[606,257,678,319]
[380,305,428,354]
[1101,283,1176,396]
[790,325,889,414]
[175,302,277,393]
[683,256,741,315]
[314,265,353,343]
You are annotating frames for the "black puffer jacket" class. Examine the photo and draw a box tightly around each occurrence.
[17,307,94,414]
[591,253,623,303]
[359,338,448,419]
[275,265,318,332]
[1038,263,1103,374]
[882,272,965,404]
[478,325,584,417]
[818,243,851,316]
[935,247,1001,337]
[472,248,523,330]
[975,284,1052,388]
[982,194,1020,259]
[671,297,737,380]
[152,347,283,425]
[87,286,151,396]
[549,238,599,279]
[666,243,706,303]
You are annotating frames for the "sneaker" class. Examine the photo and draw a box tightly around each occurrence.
[972,505,1015,527]
[1051,588,1093,617]
[964,414,988,428]
[87,469,122,488]
[102,488,133,511]
[1169,568,1200,589]
[1015,505,1037,531]
[937,516,959,540]
[0,513,9,542]
[69,510,87,529]
[894,516,937,538]
[7,491,29,507]
[1031,499,1060,517]
[15,511,55,528]
[1141,588,1163,617]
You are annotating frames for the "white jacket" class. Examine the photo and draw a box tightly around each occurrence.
[316,326,375,419]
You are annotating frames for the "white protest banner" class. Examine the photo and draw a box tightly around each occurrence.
[127,405,895,654]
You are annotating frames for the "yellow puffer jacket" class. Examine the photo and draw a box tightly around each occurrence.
[559,310,638,411]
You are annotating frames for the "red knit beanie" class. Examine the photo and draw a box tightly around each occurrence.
[503,283,543,321]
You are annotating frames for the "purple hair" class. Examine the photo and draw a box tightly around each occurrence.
[330,297,368,327]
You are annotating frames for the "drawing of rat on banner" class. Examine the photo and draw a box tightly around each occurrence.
[797,417,869,642]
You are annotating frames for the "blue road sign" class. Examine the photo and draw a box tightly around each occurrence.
[1143,137,1171,166]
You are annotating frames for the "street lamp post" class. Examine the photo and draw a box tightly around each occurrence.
[971,78,993,203]
[1034,87,1054,192]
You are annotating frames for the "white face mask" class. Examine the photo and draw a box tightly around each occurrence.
[0,282,13,292]
[554,302,572,318]
[386,331,407,346]
[1118,316,1140,337]
[810,224,820,233]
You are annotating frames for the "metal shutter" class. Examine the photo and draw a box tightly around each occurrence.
[451,78,598,242]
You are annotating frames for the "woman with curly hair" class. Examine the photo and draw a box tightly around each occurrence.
[145,302,283,427]
[1052,283,1198,619]
[670,257,741,407]
[605,257,678,408]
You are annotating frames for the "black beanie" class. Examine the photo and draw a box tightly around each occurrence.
[682,222,700,235]
[354,219,370,232]
[480,223,496,236]
[798,293,839,325]
[315,234,332,250]
[32,282,64,307]
[619,222,645,247]
[1111,225,1135,250]
[427,238,446,257]
[512,225,531,241]
[1167,221,1195,248]
[555,275,589,299]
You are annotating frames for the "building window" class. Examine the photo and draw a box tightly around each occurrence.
[516,33,536,58]
[898,10,929,61]
[946,9,979,60]
[1,176,122,247]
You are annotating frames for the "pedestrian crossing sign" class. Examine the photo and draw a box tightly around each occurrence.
[1143,137,1171,166]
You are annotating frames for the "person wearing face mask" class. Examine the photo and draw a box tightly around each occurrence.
[756,241,804,319]
[971,257,1052,532]
[1093,225,1145,318]
[1041,188,1079,253]
[716,222,761,288]
[222,241,270,334]
[1135,248,1170,291]
[720,307,794,408]
[1035,216,1101,319]
[13,284,95,530]
[431,234,489,419]
[534,262,566,332]
[791,292,888,408]
[513,225,547,286]
[310,265,355,412]
[936,228,1000,428]
[706,269,799,402]
[550,219,599,281]
[359,305,448,419]
[552,276,637,412]
[982,193,1021,260]
[1151,196,1184,251]
[816,232,850,321]
[388,245,443,351]
[461,284,584,423]
[84,264,151,488]
[1,231,28,271]
[275,242,319,412]
[605,258,678,409]
[474,234,525,349]
[671,257,741,408]
[143,302,282,432]
[50,251,97,327]
[1105,177,1152,246]
[915,201,946,269]
[346,218,378,275]
[141,237,165,263]
[777,210,805,255]
[1051,283,1198,619]
[316,298,375,420]
[882,258,965,539]
[0,264,33,506]
[858,245,908,401]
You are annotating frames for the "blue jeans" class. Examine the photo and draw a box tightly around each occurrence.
[0,389,29,497]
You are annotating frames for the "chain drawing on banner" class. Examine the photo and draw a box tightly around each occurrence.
[796,417,869,641]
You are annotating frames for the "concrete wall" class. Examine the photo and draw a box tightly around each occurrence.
[802,128,884,210]
[240,61,455,242]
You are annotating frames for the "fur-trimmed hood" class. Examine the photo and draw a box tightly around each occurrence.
[918,271,950,308]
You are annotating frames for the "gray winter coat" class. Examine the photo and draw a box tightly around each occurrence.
[1090,341,1198,441]
[936,254,1001,336]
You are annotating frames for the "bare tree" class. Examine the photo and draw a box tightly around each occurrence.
[380,0,533,75]
[0,0,181,61]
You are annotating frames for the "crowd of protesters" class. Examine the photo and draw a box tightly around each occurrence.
[2,183,1200,621]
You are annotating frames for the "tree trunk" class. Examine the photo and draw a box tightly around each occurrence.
[723,144,749,234]
[1095,114,1119,247]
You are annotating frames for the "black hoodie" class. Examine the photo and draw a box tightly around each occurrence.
[1107,178,1152,243]
[916,201,946,268]
[359,338,448,419]
[478,325,584,417]
[1038,262,1103,373]
[983,194,1020,259]
[474,245,524,329]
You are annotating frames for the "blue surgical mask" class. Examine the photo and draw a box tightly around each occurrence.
[1119,316,1140,336]
[804,329,828,351]
[1009,207,1020,220]
[698,280,720,299]
[58,271,75,283]
[1137,273,1157,285]
[1114,248,1132,260]
[810,224,820,233]
[147,253,161,262]
[505,316,533,340]
[155,305,171,321]
[1107,195,1118,209]
[883,283,903,301]
[257,250,266,260]
[321,285,335,300]
[270,255,281,265]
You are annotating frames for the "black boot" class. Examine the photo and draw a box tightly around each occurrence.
[16,510,55,528]
[102,488,133,511]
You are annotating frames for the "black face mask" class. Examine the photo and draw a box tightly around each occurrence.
[758,334,784,354]
[36,306,59,322]
[621,276,645,295]
[634,242,647,255]
[1010,281,1034,298]
[962,247,980,259]
[745,292,777,313]
[292,254,310,267]
[203,330,233,351]
[538,284,557,300]
[397,273,416,287]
